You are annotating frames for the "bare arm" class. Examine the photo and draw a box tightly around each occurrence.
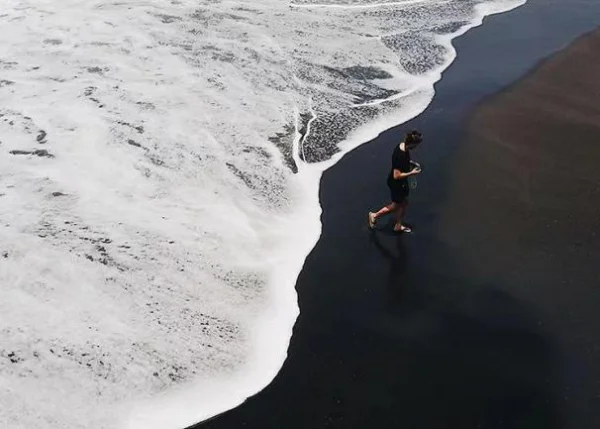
[393,167,420,180]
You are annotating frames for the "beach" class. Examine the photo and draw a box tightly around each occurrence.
[195,1,600,428]
[438,29,600,428]
[2,1,599,427]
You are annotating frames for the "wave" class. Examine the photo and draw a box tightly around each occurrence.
[0,0,525,428]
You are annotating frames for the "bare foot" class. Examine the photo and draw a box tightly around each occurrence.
[368,212,377,229]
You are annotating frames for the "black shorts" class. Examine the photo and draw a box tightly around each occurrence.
[389,186,408,203]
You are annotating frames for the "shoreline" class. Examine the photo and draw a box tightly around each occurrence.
[130,3,531,426]
[193,1,600,428]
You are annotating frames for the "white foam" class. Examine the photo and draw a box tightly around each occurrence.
[0,0,525,428]
[290,0,431,10]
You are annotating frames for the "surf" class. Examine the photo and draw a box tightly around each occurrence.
[0,0,526,428]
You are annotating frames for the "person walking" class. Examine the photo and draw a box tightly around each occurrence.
[368,130,423,233]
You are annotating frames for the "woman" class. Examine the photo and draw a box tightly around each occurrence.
[368,130,423,233]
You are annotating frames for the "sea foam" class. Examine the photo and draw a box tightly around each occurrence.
[0,0,525,428]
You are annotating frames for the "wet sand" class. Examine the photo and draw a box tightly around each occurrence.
[193,2,600,428]
[438,28,600,428]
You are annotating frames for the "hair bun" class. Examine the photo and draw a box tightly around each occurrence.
[406,129,423,144]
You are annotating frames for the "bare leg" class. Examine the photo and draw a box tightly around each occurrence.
[374,203,397,219]
[368,202,397,229]
[393,201,411,232]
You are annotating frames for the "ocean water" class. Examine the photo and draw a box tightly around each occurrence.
[0,0,525,428]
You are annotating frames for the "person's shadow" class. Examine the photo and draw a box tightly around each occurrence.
[369,231,411,306]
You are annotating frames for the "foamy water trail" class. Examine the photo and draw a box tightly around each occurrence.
[0,0,525,428]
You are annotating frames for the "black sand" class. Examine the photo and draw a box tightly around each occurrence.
[193,1,600,428]
[437,29,600,428]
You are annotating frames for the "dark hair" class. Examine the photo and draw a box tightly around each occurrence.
[405,130,423,145]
